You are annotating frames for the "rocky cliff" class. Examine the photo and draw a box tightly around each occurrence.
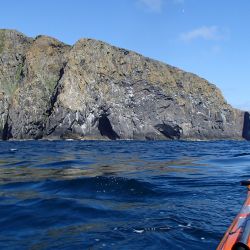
[0,29,246,140]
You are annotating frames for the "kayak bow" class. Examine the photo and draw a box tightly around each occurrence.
[217,181,250,250]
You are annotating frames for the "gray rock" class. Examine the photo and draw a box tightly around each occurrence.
[0,30,246,140]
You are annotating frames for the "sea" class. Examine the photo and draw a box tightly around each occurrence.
[0,140,249,250]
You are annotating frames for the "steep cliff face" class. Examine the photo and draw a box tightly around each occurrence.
[0,30,32,138]
[8,35,70,139]
[0,29,245,140]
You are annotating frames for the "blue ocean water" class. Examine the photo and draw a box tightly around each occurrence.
[0,140,250,250]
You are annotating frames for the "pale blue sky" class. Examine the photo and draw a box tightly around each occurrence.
[1,0,249,110]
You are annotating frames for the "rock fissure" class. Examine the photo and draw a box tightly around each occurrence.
[46,66,66,116]
[2,113,12,140]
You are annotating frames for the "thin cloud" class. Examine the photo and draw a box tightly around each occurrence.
[211,45,221,54]
[173,0,185,4]
[180,26,226,42]
[138,0,163,12]
[137,0,183,13]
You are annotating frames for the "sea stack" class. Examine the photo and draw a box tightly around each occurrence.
[0,29,246,140]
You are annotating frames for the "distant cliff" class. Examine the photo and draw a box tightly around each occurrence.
[0,29,246,140]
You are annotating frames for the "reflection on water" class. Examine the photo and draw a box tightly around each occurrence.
[0,140,250,250]
[0,156,200,185]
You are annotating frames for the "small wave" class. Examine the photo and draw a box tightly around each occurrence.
[233,152,250,157]
[133,223,192,234]
[133,226,172,234]
[39,176,161,200]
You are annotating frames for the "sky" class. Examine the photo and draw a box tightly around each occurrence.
[1,0,249,110]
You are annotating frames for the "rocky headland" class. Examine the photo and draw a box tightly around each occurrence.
[0,29,248,140]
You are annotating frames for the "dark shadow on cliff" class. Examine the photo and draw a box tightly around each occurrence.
[98,115,120,140]
[46,66,65,116]
[2,120,12,140]
[242,112,250,140]
[155,123,182,140]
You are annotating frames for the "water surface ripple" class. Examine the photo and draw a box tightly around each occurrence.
[0,140,250,249]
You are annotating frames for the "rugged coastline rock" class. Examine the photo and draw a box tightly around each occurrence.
[0,29,246,140]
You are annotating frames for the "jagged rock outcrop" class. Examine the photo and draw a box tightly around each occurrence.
[0,29,246,140]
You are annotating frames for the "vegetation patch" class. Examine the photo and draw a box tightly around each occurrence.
[4,82,18,97]
[15,63,24,82]
[0,30,5,54]
[45,77,58,94]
